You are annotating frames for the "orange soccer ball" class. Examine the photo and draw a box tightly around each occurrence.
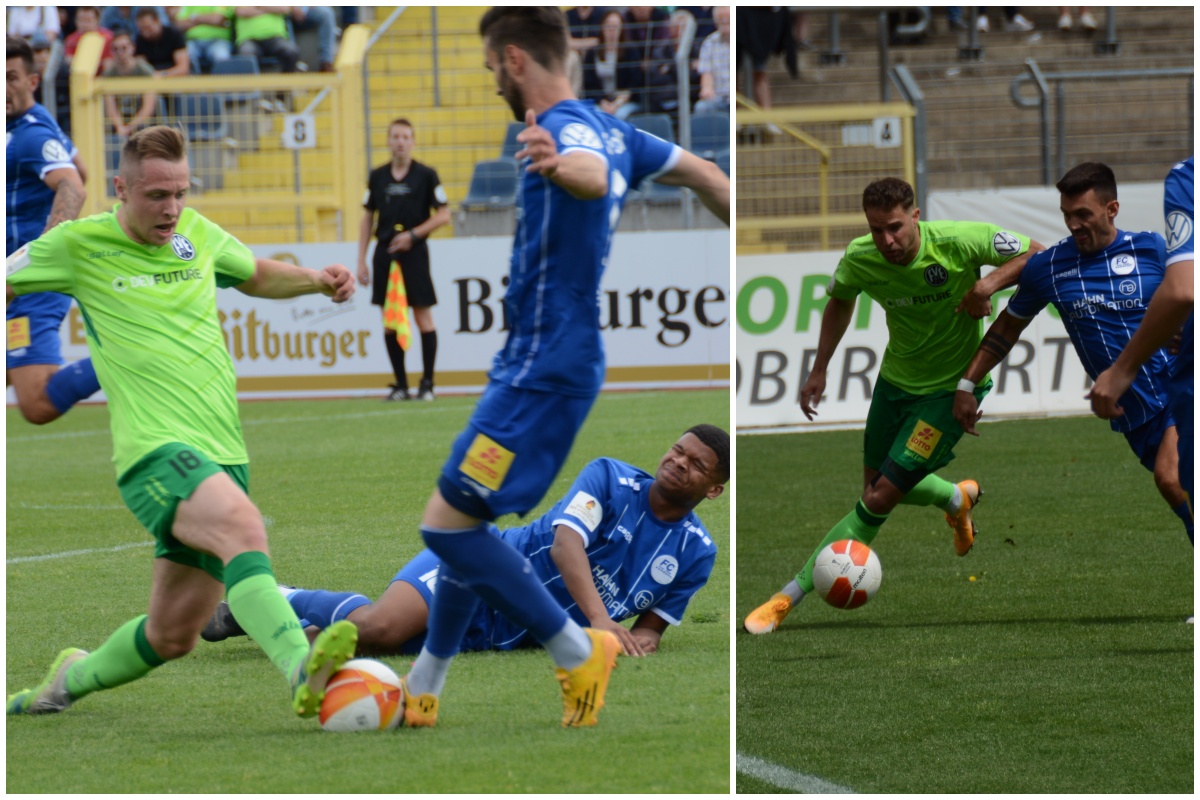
[812,540,882,610]
[319,659,405,732]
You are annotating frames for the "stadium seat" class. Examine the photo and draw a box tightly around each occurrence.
[716,148,730,176]
[212,56,261,105]
[629,113,675,144]
[690,112,730,161]
[461,158,519,207]
[175,94,228,142]
[500,121,523,159]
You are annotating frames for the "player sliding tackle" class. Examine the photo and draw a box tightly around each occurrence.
[391,7,729,729]
[7,126,359,721]
[954,162,1192,542]
[744,177,1044,634]
[201,427,728,659]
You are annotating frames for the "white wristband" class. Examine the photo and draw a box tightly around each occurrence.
[957,378,976,393]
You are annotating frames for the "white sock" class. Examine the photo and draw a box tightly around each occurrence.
[278,584,299,598]
[943,483,964,513]
[544,619,592,670]
[782,580,806,604]
[406,648,454,697]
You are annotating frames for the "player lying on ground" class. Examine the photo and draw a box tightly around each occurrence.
[201,426,729,659]
[954,161,1192,543]
[393,7,731,730]
[743,177,1045,635]
[6,36,101,424]
[6,126,359,721]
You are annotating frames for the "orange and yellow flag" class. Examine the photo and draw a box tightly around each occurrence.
[382,260,411,351]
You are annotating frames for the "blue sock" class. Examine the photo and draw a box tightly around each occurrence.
[1173,501,1193,543]
[421,523,569,646]
[286,589,371,629]
[44,358,100,414]
[423,561,482,658]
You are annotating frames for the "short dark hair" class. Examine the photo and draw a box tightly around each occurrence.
[479,7,569,72]
[862,178,915,213]
[7,35,35,73]
[685,424,730,484]
[1056,162,1118,202]
[75,6,101,19]
[135,7,159,20]
[389,117,414,134]
[121,125,187,180]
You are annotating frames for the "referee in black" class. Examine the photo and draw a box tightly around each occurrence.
[357,117,451,401]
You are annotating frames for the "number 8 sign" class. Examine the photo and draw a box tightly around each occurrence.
[282,113,317,150]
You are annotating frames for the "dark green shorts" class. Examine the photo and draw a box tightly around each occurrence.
[863,376,991,490]
[117,443,249,582]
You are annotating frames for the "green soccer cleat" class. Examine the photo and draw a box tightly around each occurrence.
[7,648,88,715]
[290,620,357,718]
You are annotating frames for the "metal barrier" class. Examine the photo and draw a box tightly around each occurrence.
[69,28,369,245]
[735,96,917,253]
[1011,59,1194,184]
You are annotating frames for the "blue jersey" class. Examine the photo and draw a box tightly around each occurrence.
[6,103,77,256]
[499,457,717,639]
[1007,229,1172,432]
[1163,158,1193,378]
[491,100,680,397]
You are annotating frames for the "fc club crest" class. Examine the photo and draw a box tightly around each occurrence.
[171,233,196,261]
[923,264,949,287]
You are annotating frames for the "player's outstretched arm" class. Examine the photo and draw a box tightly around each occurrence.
[516,108,608,200]
[629,612,668,654]
[236,258,355,303]
[956,238,1045,319]
[800,296,855,420]
[1090,260,1194,419]
[655,149,730,226]
[548,525,647,657]
[954,309,1032,435]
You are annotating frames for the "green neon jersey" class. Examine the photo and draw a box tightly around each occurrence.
[829,219,1030,394]
[8,207,257,477]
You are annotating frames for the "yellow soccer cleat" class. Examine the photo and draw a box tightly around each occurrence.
[7,648,88,715]
[743,592,793,634]
[556,629,620,728]
[399,676,439,728]
[945,479,982,556]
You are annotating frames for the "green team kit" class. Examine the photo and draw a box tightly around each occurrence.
[831,220,1030,481]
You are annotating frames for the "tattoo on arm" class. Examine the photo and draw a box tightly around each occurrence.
[43,179,85,233]
[979,330,1015,361]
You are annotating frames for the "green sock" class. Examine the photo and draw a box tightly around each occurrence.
[225,551,311,682]
[796,500,889,592]
[66,615,165,700]
[898,474,956,509]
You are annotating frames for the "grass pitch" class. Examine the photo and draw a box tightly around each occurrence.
[6,389,730,793]
[735,416,1193,793]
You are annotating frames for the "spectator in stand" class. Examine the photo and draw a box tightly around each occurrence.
[581,10,640,120]
[565,7,608,53]
[695,5,729,116]
[736,5,796,126]
[290,7,338,72]
[63,6,115,75]
[234,7,300,73]
[976,8,1035,33]
[134,8,189,77]
[8,6,60,43]
[679,6,715,50]
[1058,7,1097,32]
[103,32,158,139]
[171,7,234,74]
[30,33,51,105]
[101,7,171,41]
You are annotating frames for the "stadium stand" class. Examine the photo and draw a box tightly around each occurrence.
[691,111,730,161]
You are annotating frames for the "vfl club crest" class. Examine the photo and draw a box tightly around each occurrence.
[558,122,603,150]
[993,231,1020,256]
[923,264,949,287]
[171,234,196,261]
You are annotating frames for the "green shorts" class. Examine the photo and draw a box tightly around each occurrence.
[117,443,249,582]
[863,375,991,491]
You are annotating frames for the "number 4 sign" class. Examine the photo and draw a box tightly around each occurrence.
[282,113,317,149]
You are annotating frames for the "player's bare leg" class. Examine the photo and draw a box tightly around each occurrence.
[8,364,66,424]
[345,580,430,655]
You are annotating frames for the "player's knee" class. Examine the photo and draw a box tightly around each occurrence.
[348,607,405,653]
[146,628,199,661]
[17,396,61,425]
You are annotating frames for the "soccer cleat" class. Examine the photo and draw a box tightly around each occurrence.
[743,592,794,634]
[291,620,357,718]
[945,479,982,556]
[7,648,88,715]
[200,600,246,642]
[416,378,436,401]
[398,676,439,728]
[556,629,620,728]
[383,384,411,402]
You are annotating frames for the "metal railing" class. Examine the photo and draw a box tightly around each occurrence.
[1011,59,1194,184]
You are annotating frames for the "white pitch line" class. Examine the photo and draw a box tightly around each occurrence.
[12,503,126,511]
[736,752,855,794]
[7,541,154,564]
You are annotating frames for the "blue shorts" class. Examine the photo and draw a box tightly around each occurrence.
[1168,364,1193,502]
[1122,407,1175,472]
[437,381,597,520]
[391,546,536,654]
[6,292,73,369]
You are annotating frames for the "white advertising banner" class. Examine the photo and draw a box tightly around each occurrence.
[25,229,730,402]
